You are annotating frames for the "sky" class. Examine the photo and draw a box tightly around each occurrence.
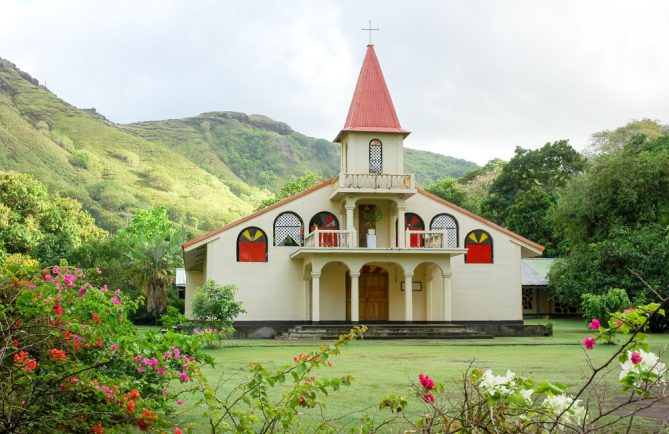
[1,0,668,165]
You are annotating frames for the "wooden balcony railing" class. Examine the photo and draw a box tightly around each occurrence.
[304,229,355,248]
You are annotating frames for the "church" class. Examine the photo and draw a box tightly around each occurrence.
[182,43,545,337]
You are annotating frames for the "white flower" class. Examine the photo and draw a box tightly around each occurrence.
[479,370,516,396]
[619,350,667,387]
[543,394,586,427]
[519,388,534,404]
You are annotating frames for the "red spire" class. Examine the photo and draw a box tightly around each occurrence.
[334,45,410,142]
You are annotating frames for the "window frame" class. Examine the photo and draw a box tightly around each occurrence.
[369,139,383,174]
[236,226,268,262]
[464,229,494,264]
[273,211,304,247]
[430,213,459,247]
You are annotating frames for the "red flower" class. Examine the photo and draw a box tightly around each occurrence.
[631,352,643,365]
[587,318,601,330]
[175,429,183,434]
[126,400,136,413]
[421,393,435,403]
[91,422,104,434]
[49,348,67,361]
[418,373,435,390]
[583,337,596,350]
[54,303,64,316]
[127,389,141,400]
[92,313,99,322]
[13,351,38,372]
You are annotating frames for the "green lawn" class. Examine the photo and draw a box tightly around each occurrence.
[170,320,669,432]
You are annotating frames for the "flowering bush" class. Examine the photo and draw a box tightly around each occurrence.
[374,298,667,433]
[0,265,210,433]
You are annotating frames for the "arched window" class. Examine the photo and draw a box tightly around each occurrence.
[274,212,303,246]
[309,211,340,247]
[404,212,425,247]
[430,213,459,247]
[464,229,493,263]
[369,139,382,174]
[237,227,268,262]
[309,211,339,231]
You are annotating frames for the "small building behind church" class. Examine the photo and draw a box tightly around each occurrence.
[182,43,546,337]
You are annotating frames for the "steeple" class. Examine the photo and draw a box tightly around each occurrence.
[334,45,410,142]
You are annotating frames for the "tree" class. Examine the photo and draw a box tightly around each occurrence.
[587,118,669,156]
[0,172,106,265]
[549,134,669,308]
[255,172,324,211]
[458,159,506,214]
[424,177,471,209]
[481,141,585,255]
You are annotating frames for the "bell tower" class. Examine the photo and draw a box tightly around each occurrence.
[334,44,411,177]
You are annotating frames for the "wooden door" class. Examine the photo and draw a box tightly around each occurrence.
[346,272,389,321]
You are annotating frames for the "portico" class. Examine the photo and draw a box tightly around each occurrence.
[291,248,464,322]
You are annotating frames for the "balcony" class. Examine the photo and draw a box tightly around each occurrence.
[330,173,416,199]
[301,229,453,250]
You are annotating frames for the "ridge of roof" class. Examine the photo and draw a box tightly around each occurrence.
[417,188,545,253]
[334,45,409,142]
[182,178,336,250]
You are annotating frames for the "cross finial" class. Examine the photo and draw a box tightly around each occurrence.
[361,19,379,45]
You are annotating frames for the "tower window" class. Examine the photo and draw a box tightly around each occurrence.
[369,139,382,174]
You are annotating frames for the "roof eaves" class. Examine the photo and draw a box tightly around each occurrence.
[417,188,545,253]
[182,177,337,250]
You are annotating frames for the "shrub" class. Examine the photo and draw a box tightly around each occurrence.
[0,265,209,433]
[580,288,631,327]
[191,280,245,327]
[160,305,187,331]
[68,150,96,169]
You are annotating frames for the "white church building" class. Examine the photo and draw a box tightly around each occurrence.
[183,44,545,337]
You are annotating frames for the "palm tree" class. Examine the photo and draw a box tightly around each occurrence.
[130,237,180,321]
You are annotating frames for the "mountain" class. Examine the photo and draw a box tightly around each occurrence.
[0,57,478,233]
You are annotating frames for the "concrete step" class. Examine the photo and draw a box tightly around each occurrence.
[276,324,493,340]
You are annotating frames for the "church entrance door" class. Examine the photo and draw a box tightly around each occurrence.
[346,271,389,321]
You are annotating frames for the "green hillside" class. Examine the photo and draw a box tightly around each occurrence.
[0,57,478,233]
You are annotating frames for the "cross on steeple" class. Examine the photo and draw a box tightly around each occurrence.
[361,20,379,45]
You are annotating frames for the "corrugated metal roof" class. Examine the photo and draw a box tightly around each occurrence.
[521,258,557,286]
[175,268,186,287]
[335,45,410,142]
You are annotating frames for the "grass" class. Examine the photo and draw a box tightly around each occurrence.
[168,319,669,432]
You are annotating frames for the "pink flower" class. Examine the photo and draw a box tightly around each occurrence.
[133,355,143,362]
[418,373,435,390]
[421,393,435,403]
[136,366,145,373]
[163,350,172,360]
[631,352,643,365]
[118,316,123,322]
[614,321,622,327]
[177,400,184,406]
[54,303,63,316]
[624,307,635,313]
[28,284,36,291]
[588,319,601,330]
[111,344,118,351]
[63,274,76,288]
[583,337,596,350]
[156,368,166,376]
[110,295,121,305]
[77,287,87,298]
[44,274,53,281]
[173,348,181,360]
[179,372,190,383]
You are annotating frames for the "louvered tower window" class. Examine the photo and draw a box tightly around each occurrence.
[369,139,383,174]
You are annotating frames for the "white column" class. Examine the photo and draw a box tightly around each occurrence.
[303,276,311,320]
[443,272,452,322]
[425,273,433,321]
[345,200,357,247]
[397,204,406,248]
[404,272,413,322]
[350,271,360,322]
[311,271,321,323]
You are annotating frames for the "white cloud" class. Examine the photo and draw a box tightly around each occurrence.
[1,0,668,165]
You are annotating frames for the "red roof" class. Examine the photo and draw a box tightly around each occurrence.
[334,45,410,142]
